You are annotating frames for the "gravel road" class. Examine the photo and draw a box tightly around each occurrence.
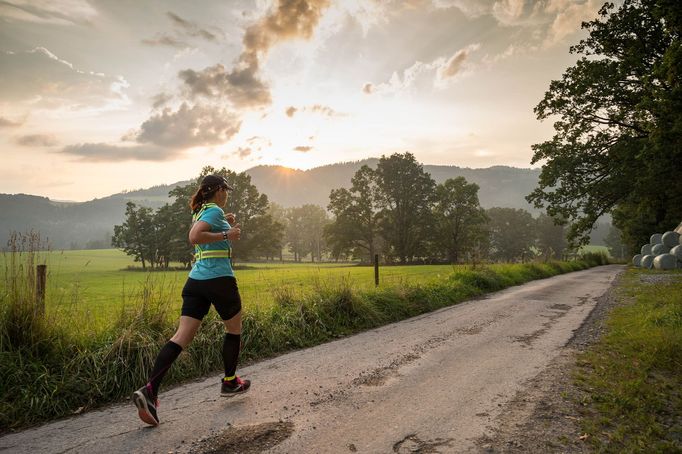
[0,265,624,454]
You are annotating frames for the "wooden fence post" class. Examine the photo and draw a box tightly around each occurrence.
[36,264,46,316]
[374,254,379,287]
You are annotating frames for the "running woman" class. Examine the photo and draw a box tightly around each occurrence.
[132,174,251,427]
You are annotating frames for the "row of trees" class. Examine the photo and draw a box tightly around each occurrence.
[324,152,570,264]
[113,155,579,268]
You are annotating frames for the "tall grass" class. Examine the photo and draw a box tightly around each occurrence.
[575,268,682,452]
[0,243,609,431]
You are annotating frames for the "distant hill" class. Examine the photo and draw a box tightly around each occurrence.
[247,159,541,210]
[0,160,543,249]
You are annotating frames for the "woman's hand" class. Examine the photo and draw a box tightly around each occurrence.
[225,212,236,225]
[226,223,241,241]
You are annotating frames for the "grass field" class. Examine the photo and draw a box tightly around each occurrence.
[2,249,461,331]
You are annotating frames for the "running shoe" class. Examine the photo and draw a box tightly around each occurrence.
[132,383,159,426]
[221,376,251,396]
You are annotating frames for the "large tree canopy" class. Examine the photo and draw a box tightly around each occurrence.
[527,0,681,249]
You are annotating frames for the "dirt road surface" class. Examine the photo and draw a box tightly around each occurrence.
[0,265,623,454]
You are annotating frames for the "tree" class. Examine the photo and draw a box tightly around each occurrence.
[604,224,628,259]
[267,202,288,261]
[486,207,535,262]
[285,207,309,262]
[242,213,284,260]
[112,202,156,269]
[433,177,488,263]
[535,213,567,259]
[164,184,197,267]
[297,204,330,262]
[325,165,382,263]
[375,152,436,263]
[526,0,682,251]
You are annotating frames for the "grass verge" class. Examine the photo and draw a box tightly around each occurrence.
[575,268,682,453]
[0,249,609,432]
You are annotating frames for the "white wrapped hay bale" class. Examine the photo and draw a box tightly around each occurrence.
[653,254,677,270]
[670,245,682,263]
[641,244,653,255]
[650,233,663,245]
[641,254,654,269]
[633,254,642,267]
[651,243,670,255]
[662,231,680,248]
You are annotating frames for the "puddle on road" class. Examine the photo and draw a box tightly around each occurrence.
[188,421,294,454]
[393,433,454,453]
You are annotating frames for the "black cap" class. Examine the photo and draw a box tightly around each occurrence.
[200,174,234,191]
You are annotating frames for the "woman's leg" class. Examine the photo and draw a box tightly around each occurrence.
[222,311,242,380]
[148,316,201,396]
[171,315,203,348]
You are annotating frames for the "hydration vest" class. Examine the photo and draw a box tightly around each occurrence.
[192,203,231,262]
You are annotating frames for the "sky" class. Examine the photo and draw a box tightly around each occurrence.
[0,0,606,202]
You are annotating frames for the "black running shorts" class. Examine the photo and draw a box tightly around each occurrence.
[181,276,242,321]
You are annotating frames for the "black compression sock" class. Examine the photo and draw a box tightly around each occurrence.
[222,333,241,379]
[148,340,183,397]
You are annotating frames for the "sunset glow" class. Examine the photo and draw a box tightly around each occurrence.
[0,0,604,201]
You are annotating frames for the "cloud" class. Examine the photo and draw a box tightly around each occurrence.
[167,12,218,42]
[0,0,97,25]
[246,135,272,150]
[0,47,129,108]
[141,34,189,48]
[294,145,313,152]
[150,92,173,109]
[437,44,480,79]
[233,147,253,158]
[440,50,468,78]
[128,102,241,148]
[309,104,340,116]
[491,0,528,25]
[369,43,480,94]
[240,0,331,67]
[178,63,272,109]
[61,143,180,162]
[0,116,22,127]
[178,0,331,110]
[62,102,242,162]
[16,134,59,147]
[141,11,221,48]
[285,104,341,117]
[433,0,530,24]
[434,0,601,47]
[543,0,602,47]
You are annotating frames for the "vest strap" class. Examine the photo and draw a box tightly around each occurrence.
[194,249,231,261]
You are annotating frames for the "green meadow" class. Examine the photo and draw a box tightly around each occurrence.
[1,245,610,430]
[3,249,460,332]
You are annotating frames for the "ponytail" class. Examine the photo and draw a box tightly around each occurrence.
[190,174,231,213]
[189,184,220,213]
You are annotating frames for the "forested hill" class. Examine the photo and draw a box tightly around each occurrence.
[1,160,541,249]
[247,160,541,210]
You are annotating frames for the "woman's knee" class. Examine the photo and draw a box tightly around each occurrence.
[223,311,242,334]
[170,331,194,349]
[171,317,201,348]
